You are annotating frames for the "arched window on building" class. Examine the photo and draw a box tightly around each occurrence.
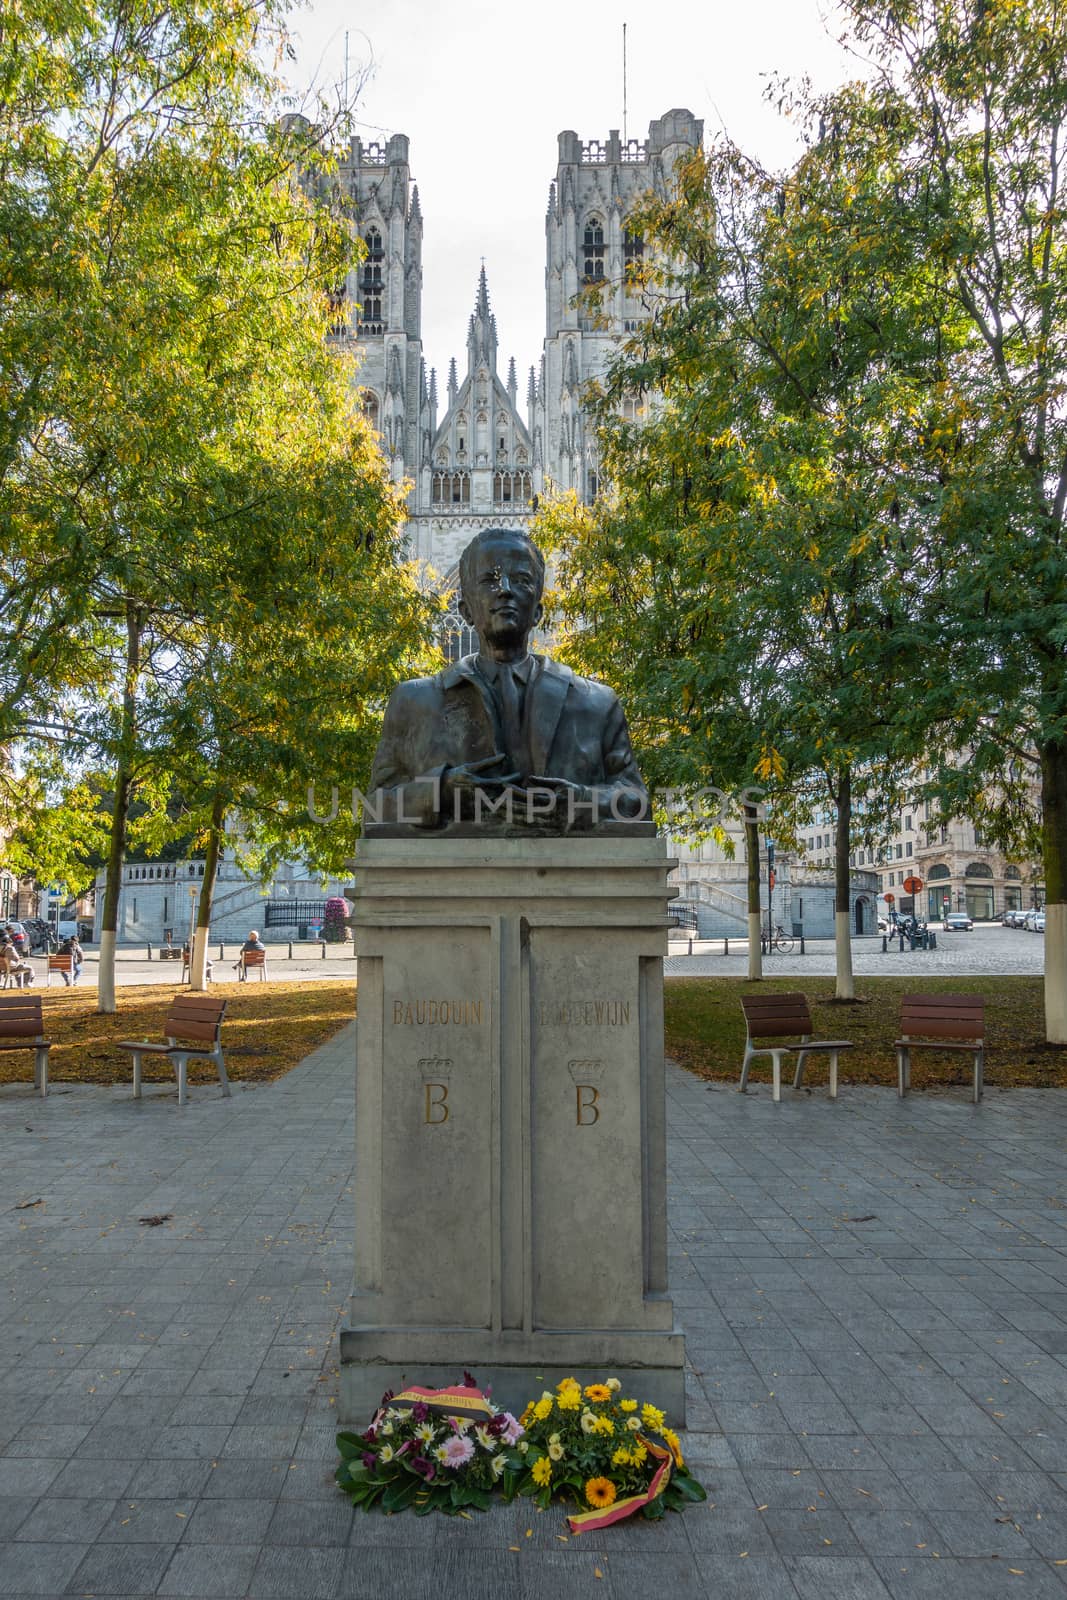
[620,393,645,422]
[582,216,605,283]
[439,570,478,663]
[925,862,951,921]
[964,861,994,920]
[361,390,380,432]
[623,227,644,275]
[431,472,471,507]
[493,471,532,508]
[586,468,600,503]
[1004,865,1021,879]
[358,228,385,333]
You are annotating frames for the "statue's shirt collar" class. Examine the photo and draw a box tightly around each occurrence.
[475,652,535,685]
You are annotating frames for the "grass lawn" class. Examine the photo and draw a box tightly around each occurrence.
[0,979,357,1091]
[665,974,1066,1091]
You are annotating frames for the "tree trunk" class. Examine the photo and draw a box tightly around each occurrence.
[97,603,141,1014]
[1041,739,1067,1044]
[190,791,225,992]
[834,764,855,1000]
[744,801,763,981]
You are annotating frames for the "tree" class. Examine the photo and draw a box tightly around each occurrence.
[1,0,435,1008]
[541,114,938,998]
[832,0,1067,1039]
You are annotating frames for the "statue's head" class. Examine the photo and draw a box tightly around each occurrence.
[457,528,545,653]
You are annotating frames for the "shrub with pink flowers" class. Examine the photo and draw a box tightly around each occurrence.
[336,1376,525,1515]
[322,896,349,943]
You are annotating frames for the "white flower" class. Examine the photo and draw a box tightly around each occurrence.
[580,1411,597,1434]
[378,1422,393,1437]
[518,1439,529,1454]
[378,1444,394,1463]
[415,1423,436,1444]
[626,1415,642,1432]
[491,1453,508,1480]
[394,1408,412,1421]
[606,1378,622,1394]
[475,1426,495,1451]
[433,1444,450,1464]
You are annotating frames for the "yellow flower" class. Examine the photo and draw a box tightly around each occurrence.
[556,1377,580,1394]
[531,1456,552,1486]
[626,1415,642,1432]
[662,1427,685,1467]
[557,1388,581,1411]
[593,1415,615,1436]
[584,1384,612,1402]
[606,1378,622,1394]
[641,1403,666,1432]
[630,1441,647,1466]
[580,1411,598,1434]
[585,1476,616,1509]
[520,1405,533,1426]
[533,1397,553,1421]
[620,1399,638,1412]
[612,1446,631,1467]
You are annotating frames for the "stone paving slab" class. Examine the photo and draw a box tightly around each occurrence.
[2,1023,1067,1596]
[666,923,1044,978]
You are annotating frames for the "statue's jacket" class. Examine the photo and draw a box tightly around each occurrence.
[367,653,647,829]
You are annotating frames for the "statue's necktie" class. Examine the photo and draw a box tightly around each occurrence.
[497,666,525,774]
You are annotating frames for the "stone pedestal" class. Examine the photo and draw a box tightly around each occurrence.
[339,836,685,1422]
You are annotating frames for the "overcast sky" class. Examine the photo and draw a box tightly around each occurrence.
[290,0,863,388]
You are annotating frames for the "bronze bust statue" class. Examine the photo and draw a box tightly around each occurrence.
[367,527,649,834]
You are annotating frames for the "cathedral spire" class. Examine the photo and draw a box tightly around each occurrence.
[466,265,498,373]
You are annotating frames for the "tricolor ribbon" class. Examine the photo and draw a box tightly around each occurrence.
[373,1383,495,1428]
[567,1437,673,1533]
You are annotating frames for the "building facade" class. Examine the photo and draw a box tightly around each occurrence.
[326,110,704,618]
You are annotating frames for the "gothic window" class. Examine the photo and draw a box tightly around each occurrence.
[431,471,471,507]
[586,468,600,503]
[361,391,380,431]
[357,228,385,332]
[623,227,644,275]
[439,604,478,663]
[620,393,645,421]
[493,471,532,507]
[365,226,384,261]
[582,216,605,283]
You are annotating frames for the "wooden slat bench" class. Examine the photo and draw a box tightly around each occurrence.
[0,993,51,1097]
[117,994,229,1107]
[46,953,74,987]
[238,948,267,981]
[740,992,854,1103]
[895,993,985,1103]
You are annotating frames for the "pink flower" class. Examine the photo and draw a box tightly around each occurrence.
[500,1413,524,1446]
[441,1434,474,1469]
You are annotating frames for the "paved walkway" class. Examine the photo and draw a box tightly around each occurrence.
[2,1028,1067,1597]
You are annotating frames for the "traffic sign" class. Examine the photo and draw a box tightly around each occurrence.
[884,892,895,904]
[902,875,923,894]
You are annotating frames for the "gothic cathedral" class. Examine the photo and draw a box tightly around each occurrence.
[328,108,703,638]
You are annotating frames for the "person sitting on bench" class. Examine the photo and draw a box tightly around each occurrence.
[235,930,266,980]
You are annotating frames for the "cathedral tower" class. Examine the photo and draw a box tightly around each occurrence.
[540,109,703,498]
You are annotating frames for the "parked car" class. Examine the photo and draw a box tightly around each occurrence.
[1023,907,1044,930]
[1004,909,1027,927]
[1033,910,1046,932]
[942,912,974,931]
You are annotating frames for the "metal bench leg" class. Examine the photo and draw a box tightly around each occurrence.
[131,1050,143,1098]
[739,1042,754,1094]
[896,1046,909,1097]
[171,1052,189,1107]
[793,1046,807,1089]
[771,1049,784,1104]
[214,1049,231,1098]
[34,1046,48,1098]
[974,1048,984,1104]
[829,1050,839,1100]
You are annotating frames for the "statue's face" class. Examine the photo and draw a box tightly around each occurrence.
[459,538,544,650]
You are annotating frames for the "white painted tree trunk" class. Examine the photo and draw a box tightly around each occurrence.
[834,910,854,1001]
[1045,903,1067,1044]
[190,925,211,992]
[98,929,117,1013]
[747,912,763,981]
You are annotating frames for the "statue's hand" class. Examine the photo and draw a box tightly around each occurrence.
[445,754,521,795]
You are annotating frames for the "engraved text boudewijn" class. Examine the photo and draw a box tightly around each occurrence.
[536,1000,630,1027]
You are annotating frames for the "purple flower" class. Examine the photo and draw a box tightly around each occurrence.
[442,1434,475,1468]
[463,1371,478,1389]
[499,1412,524,1446]
[412,1403,429,1423]
[361,1452,376,1472]
[411,1455,435,1481]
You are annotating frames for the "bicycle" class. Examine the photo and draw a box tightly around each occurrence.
[766,923,794,954]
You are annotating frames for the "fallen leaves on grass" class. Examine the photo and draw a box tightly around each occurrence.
[0,980,356,1091]
[665,976,1064,1090]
